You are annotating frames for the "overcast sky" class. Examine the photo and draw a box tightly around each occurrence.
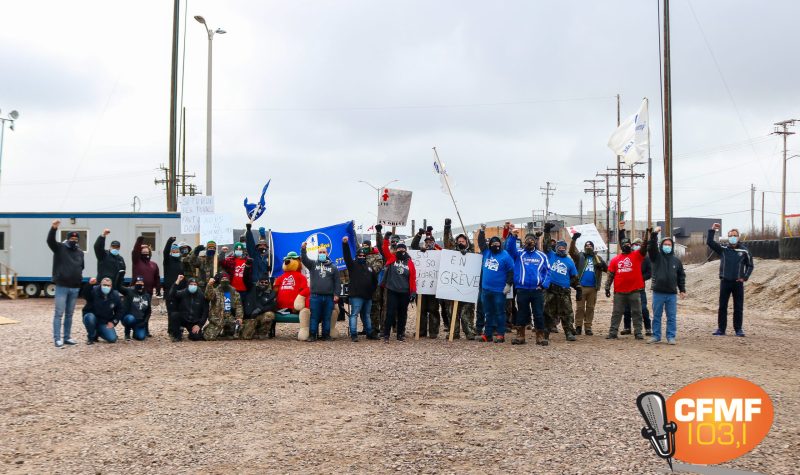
[1,0,798,235]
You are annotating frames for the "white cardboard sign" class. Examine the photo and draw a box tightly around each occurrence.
[179,196,215,234]
[566,223,608,252]
[199,214,233,245]
[377,188,412,227]
[408,250,440,296]
[435,250,482,303]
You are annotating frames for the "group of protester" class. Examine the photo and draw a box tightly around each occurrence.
[47,215,753,348]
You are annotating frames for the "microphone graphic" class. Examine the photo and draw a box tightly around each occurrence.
[636,391,677,471]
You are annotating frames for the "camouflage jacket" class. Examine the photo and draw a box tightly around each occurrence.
[366,251,384,274]
[204,284,244,320]
[444,222,474,254]
[186,252,219,288]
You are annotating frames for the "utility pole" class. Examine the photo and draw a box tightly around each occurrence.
[750,184,756,234]
[584,179,604,227]
[540,182,556,218]
[662,0,674,236]
[167,0,180,211]
[761,191,765,234]
[616,94,622,225]
[772,119,797,237]
[579,200,583,223]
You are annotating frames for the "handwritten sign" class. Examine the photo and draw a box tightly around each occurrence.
[179,196,215,234]
[377,188,412,227]
[199,214,233,245]
[408,250,441,296]
[435,250,482,303]
[566,223,608,252]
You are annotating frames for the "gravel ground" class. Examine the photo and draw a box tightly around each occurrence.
[1,262,798,474]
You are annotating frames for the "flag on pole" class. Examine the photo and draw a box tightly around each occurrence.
[433,160,454,194]
[243,180,271,222]
[608,98,649,166]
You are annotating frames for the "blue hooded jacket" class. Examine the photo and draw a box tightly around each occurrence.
[505,235,549,290]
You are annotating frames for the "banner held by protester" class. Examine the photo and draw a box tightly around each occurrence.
[377,188,412,227]
[270,221,357,277]
[179,196,214,234]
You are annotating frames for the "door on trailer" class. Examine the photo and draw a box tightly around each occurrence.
[135,225,162,262]
[0,225,9,271]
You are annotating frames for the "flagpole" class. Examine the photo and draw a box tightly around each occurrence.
[433,146,468,237]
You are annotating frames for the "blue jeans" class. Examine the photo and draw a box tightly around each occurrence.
[53,286,80,341]
[83,313,118,343]
[349,297,373,336]
[122,314,147,341]
[309,294,334,337]
[515,288,545,330]
[481,289,507,337]
[651,292,678,341]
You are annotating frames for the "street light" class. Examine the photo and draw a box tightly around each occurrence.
[194,15,226,197]
[0,109,20,185]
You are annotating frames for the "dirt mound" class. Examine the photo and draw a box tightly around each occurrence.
[685,258,800,313]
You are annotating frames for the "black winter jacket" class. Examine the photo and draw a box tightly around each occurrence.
[243,286,277,319]
[47,227,84,288]
[162,237,184,291]
[648,232,686,294]
[119,286,152,323]
[342,241,378,299]
[169,284,208,327]
[94,236,126,289]
[81,285,124,324]
[707,230,754,281]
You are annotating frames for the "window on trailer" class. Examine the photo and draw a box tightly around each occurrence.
[60,230,88,251]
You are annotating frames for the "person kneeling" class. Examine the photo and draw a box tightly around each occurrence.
[242,272,277,340]
[120,276,151,341]
[169,275,207,341]
[82,277,124,344]
[203,272,244,341]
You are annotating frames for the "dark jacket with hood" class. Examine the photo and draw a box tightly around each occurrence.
[47,227,84,288]
[81,284,124,324]
[648,231,686,294]
[169,283,208,327]
[120,286,152,323]
[342,241,379,299]
[162,237,184,292]
[94,235,126,289]
[707,229,754,282]
[245,223,272,285]
[301,247,342,296]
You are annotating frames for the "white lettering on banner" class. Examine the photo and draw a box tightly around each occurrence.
[408,250,441,296]
[199,214,233,245]
[179,196,215,234]
[566,223,608,253]
[435,250,482,303]
[377,189,412,227]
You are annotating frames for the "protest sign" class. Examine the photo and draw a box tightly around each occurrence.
[200,214,233,245]
[435,250,482,304]
[179,196,214,234]
[377,188,412,227]
[566,223,608,252]
[408,250,440,296]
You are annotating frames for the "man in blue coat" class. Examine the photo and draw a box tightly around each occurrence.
[505,225,550,346]
[707,223,754,336]
[477,226,515,343]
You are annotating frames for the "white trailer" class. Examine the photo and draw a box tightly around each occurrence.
[0,212,198,298]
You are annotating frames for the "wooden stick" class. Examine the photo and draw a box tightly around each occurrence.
[448,301,460,342]
[415,294,423,340]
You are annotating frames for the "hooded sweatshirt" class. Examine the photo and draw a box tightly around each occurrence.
[505,234,549,290]
[648,232,686,294]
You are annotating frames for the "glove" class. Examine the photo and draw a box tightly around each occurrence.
[534,231,543,238]
[503,284,512,295]
[246,222,252,230]
[543,222,555,233]
[444,218,452,226]
[417,228,425,236]
[259,226,266,236]
[375,224,383,232]
[575,287,583,301]
[605,288,611,298]
[384,231,393,239]
[426,226,434,233]
[572,232,581,241]
[409,292,417,302]
[246,257,254,266]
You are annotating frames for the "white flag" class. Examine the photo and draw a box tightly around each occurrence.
[608,98,649,166]
[433,160,454,194]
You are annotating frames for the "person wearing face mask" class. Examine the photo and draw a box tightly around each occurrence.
[94,229,126,291]
[605,221,650,340]
[369,225,387,337]
[168,276,208,342]
[187,240,220,289]
[443,218,479,340]
[622,236,653,336]
[132,236,161,298]
[120,276,152,341]
[81,277,123,344]
[341,236,379,342]
[380,236,417,343]
[568,232,607,336]
[163,236,187,338]
[47,220,85,348]
[245,223,272,287]
[411,227,444,339]
[222,242,252,300]
[242,271,276,340]
[647,227,686,345]
[541,225,580,343]
[707,223,753,337]
[477,226,515,343]
[301,241,342,342]
[505,224,550,345]
[203,272,244,340]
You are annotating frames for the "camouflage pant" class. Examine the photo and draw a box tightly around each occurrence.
[544,286,575,335]
[370,286,384,334]
[418,295,440,338]
[203,315,238,341]
[452,301,476,339]
[240,312,275,340]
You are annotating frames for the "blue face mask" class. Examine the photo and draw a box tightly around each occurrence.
[206,249,216,257]
[234,250,243,258]
[318,254,328,262]
[188,284,198,294]
[171,251,180,258]
[662,245,673,254]
[110,248,120,256]
[101,285,112,295]
[729,236,739,245]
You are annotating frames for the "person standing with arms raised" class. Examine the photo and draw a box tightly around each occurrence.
[47,220,84,348]
[707,223,754,337]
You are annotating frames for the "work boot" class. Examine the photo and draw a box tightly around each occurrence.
[541,331,550,346]
[585,328,594,336]
[535,330,544,345]
[566,332,577,342]
[620,329,631,335]
[606,332,618,340]
[575,326,582,335]
[634,333,644,340]
[512,327,526,345]
[351,335,358,342]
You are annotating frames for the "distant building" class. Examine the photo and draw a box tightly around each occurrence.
[656,217,720,245]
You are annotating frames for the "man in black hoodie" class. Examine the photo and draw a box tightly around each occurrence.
[120,276,152,341]
[647,227,686,345]
[47,220,84,348]
[169,276,208,341]
[342,236,379,341]
[82,277,124,344]
[94,229,126,290]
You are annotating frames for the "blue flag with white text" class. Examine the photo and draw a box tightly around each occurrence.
[244,180,270,222]
[270,221,357,277]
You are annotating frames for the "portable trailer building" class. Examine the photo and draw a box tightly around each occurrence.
[0,212,195,298]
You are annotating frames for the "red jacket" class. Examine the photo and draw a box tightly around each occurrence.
[608,249,647,293]
[274,271,308,310]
